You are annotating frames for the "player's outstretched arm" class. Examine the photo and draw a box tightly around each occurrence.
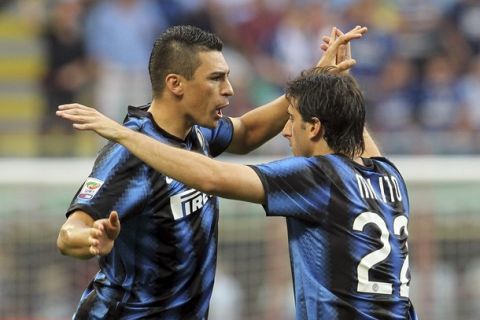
[57,210,120,259]
[227,26,367,154]
[57,104,265,204]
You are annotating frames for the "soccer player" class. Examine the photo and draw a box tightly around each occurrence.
[58,65,418,319]
[56,25,367,319]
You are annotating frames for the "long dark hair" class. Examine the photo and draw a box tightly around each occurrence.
[285,66,365,158]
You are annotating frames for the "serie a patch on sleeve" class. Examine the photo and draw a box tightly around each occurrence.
[78,177,104,200]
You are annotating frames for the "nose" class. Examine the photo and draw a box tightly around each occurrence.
[222,78,234,96]
[281,120,291,139]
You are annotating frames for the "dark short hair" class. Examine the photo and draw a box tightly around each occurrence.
[148,25,224,98]
[285,67,365,158]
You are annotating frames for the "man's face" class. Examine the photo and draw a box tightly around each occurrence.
[282,103,311,156]
[182,51,234,128]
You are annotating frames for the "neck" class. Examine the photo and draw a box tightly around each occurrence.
[148,98,191,140]
[312,141,364,165]
[353,156,364,165]
[311,139,333,157]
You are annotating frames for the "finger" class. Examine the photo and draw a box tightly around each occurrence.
[336,32,362,45]
[61,106,94,117]
[93,221,105,232]
[73,123,92,131]
[337,59,356,72]
[335,29,349,62]
[329,26,336,43]
[109,211,120,227]
[89,246,98,256]
[329,27,337,64]
[56,111,86,122]
[341,31,352,61]
[337,29,353,61]
[320,35,331,53]
[58,104,79,110]
[89,227,102,239]
[348,25,367,35]
[337,44,346,62]
[346,41,352,61]
[97,223,105,233]
[56,107,95,121]
[343,27,367,42]
[342,26,367,38]
[88,237,99,247]
[327,30,362,58]
[58,103,92,111]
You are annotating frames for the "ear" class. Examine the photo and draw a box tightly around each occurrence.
[308,117,323,141]
[165,74,184,96]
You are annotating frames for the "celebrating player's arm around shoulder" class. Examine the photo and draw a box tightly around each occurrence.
[57,103,266,203]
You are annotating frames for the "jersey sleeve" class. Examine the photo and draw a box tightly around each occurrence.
[66,120,149,220]
[249,157,332,222]
[198,117,234,157]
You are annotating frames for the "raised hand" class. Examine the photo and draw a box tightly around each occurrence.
[56,103,127,142]
[317,25,367,73]
[88,211,121,256]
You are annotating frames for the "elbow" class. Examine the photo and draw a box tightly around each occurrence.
[194,170,226,196]
[196,177,220,195]
[234,148,251,155]
[56,228,70,256]
[234,140,260,155]
[196,169,232,197]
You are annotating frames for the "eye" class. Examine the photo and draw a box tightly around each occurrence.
[211,73,227,81]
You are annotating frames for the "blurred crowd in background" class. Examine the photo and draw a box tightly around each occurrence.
[2,2,480,319]
[1,0,480,156]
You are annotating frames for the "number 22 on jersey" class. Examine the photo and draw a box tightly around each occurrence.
[353,212,410,298]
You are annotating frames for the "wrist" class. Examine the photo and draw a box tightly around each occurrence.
[115,126,132,143]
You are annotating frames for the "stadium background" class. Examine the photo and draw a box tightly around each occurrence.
[1,0,480,319]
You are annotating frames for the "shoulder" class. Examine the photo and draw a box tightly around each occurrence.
[370,156,402,175]
[197,117,234,136]
[123,105,155,132]
[195,117,235,157]
[251,156,312,177]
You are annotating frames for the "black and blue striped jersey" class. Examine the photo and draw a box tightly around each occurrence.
[66,105,234,320]
[251,154,418,320]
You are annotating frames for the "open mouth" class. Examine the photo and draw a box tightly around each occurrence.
[215,103,228,118]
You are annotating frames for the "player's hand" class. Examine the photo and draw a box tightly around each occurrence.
[88,211,121,256]
[316,25,367,73]
[321,28,350,71]
[56,103,126,142]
